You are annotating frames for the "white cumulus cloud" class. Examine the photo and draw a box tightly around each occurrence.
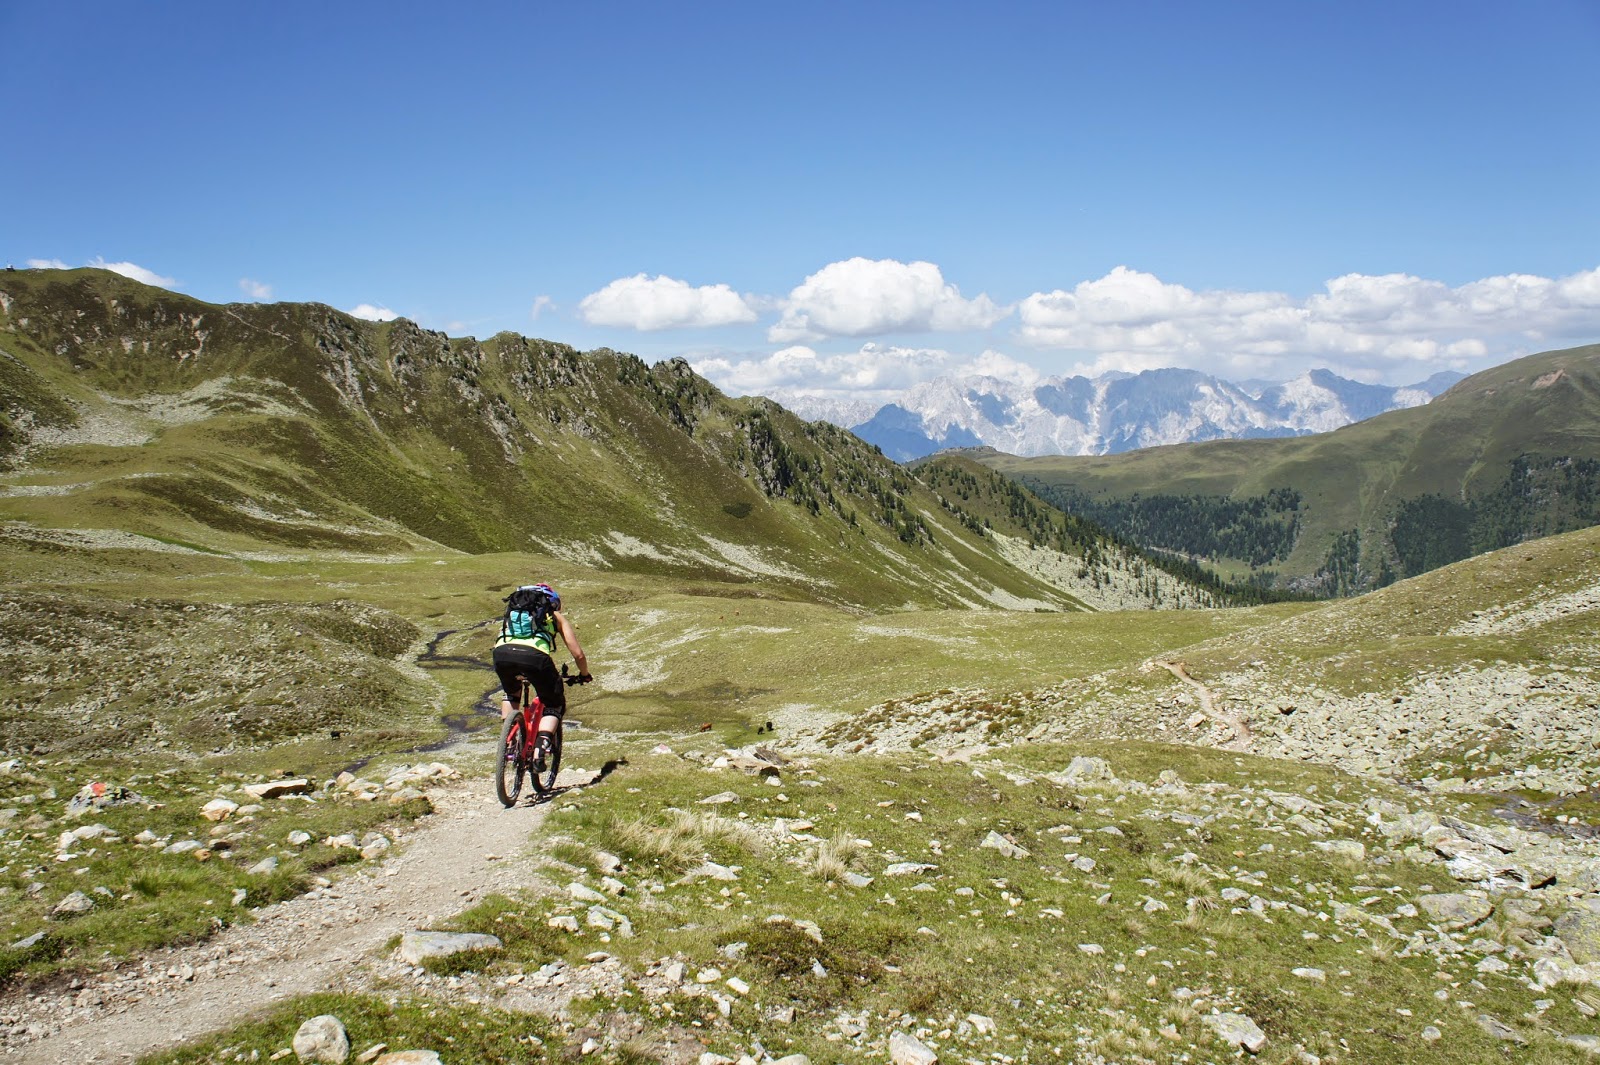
[88,257,177,288]
[530,295,554,321]
[1017,265,1600,378]
[239,278,273,300]
[578,274,758,330]
[769,257,1009,343]
[27,258,71,270]
[348,303,399,322]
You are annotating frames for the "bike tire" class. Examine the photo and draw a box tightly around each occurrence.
[496,713,527,808]
[531,723,563,795]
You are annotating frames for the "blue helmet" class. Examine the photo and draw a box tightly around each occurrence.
[531,582,561,610]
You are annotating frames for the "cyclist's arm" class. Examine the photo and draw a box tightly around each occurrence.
[555,611,590,678]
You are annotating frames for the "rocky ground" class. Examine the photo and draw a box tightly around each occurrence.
[11,742,1600,1063]
[1,765,546,1063]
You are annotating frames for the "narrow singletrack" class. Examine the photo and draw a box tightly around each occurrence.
[2,776,556,1064]
[1155,659,1254,749]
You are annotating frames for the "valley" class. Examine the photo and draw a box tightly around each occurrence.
[2,269,1599,1063]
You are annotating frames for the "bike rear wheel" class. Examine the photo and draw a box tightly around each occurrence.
[531,723,563,795]
[496,713,527,808]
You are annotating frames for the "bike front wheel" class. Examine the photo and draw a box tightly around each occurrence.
[496,713,527,808]
[531,723,563,796]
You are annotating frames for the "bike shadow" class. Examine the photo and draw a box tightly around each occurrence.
[517,757,630,807]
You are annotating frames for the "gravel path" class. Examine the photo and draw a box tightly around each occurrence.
[2,774,557,1063]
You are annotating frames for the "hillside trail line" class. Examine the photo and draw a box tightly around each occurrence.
[3,774,557,1064]
[1154,660,1253,749]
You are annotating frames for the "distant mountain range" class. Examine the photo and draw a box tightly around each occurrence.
[766,367,1465,460]
[966,342,1600,594]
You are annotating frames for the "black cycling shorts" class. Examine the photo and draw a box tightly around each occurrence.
[492,644,565,718]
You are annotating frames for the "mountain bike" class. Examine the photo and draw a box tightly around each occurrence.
[497,665,586,807]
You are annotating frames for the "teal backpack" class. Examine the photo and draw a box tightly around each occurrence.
[502,585,555,641]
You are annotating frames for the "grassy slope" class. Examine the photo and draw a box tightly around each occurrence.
[827,522,1600,806]
[0,268,1116,612]
[975,343,1600,577]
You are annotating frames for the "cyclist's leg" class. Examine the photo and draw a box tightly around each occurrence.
[525,652,565,745]
[492,647,539,720]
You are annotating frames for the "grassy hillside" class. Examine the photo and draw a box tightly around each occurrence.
[0,267,1162,613]
[973,343,1600,593]
[819,522,1600,802]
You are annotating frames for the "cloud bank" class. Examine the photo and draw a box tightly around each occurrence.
[1015,265,1600,375]
[577,274,758,330]
[239,278,273,300]
[693,343,1042,406]
[685,262,1600,401]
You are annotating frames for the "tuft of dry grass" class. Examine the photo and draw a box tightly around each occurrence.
[1146,856,1213,895]
[811,830,867,882]
[603,809,764,873]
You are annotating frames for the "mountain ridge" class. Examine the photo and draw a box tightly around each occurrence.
[0,267,1211,614]
[765,364,1461,461]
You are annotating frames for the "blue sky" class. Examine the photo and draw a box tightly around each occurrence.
[5,1,1598,404]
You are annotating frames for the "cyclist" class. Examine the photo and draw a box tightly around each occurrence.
[493,583,591,767]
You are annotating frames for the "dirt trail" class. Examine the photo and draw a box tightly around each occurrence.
[1155,660,1253,749]
[3,775,557,1064]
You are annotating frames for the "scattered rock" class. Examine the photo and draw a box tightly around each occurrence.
[1052,756,1120,789]
[292,1014,350,1063]
[680,861,740,883]
[1203,1012,1268,1053]
[586,906,633,936]
[889,1030,938,1065]
[1417,893,1495,931]
[1557,900,1600,965]
[765,914,825,943]
[243,779,312,800]
[50,891,93,918]
[64,782,149,817]
[980,831,1030,859]
[1474,1013,1527,1044]
[396,931,502,965]
[201,798,239,822]
[699,792,741,805]
[1312,839,1366,862]
[884,862,937,877]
